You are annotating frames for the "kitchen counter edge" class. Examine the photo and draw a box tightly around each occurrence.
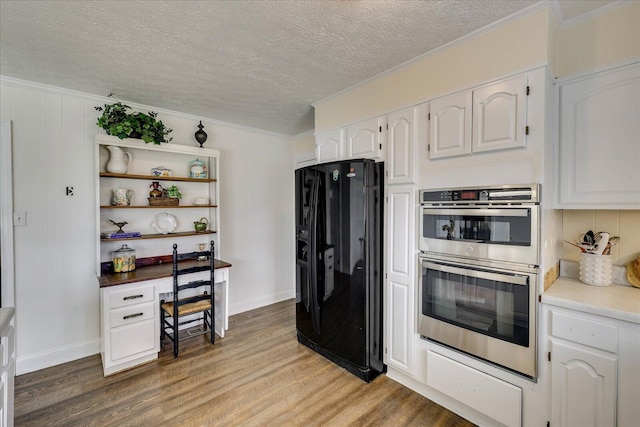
[542,277,640,324]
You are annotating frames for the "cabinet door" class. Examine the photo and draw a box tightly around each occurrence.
[472,75,527,153]
[384,186,415,373]
[387,107,416,184]
[315,128,344,164]
[551,340,617,427]
[429,91,472,159]
[347,116,386,160]
[557,64,640,208]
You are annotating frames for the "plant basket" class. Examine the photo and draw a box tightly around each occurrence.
[148,197,179,206]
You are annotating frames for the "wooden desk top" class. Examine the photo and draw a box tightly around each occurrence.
[98,258,232,288]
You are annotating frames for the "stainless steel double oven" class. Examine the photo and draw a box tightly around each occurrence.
[418,184,540,378]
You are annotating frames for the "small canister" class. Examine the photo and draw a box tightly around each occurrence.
[111,188,133,206]
[112,244,136,273]
[189,158,207,178]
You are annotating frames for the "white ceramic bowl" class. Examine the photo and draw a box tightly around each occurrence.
[194,198,210,206]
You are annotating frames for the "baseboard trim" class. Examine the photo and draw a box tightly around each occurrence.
[17,339,100,376]
[228,291,294,316]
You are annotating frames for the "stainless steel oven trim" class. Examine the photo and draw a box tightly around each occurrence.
[418,256,538,378]
[422,252,540,274]
[420,184,540,205]
[425,207,531,217]
[424,261,529,286]
[488,189,535,198]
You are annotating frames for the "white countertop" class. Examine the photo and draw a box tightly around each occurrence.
[542,277,640,324]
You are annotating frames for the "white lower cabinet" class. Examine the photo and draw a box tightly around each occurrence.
[386,280,412,372]
[0,312,15,427]
[546,306,640,427]
[100,269,230,376]
[100,281,160,376]
[550,340,616,427]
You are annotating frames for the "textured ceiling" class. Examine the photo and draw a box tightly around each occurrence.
[0,1,616,136]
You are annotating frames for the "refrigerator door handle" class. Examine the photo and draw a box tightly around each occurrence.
[306,177,317,313]
[308,175,321,333]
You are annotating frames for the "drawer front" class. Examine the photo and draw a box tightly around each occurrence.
[110,319,157,362]
[110,302,156,328]
[427,350,522,427]
[551,310,617,353]
[108,284,155,309]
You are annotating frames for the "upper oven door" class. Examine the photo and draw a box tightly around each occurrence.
[420,205,539,267]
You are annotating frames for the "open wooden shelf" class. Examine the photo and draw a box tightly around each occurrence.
[100,172,216,183]
[100,230,216,241]
[101,205,217,209]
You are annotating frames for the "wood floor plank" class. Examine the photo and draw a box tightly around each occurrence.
[15,299,475,427]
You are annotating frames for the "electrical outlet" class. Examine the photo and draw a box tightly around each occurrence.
[13,211,26,226]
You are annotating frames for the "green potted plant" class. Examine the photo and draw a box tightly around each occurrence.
[164,185,182,199]
[95,100,173,144]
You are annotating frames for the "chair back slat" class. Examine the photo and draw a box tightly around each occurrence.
[176,251,211,262]
[177,280,210,292]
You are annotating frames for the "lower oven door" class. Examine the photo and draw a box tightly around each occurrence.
[419,258,537,378]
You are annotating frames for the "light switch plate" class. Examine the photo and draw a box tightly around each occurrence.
[13,211,26,226]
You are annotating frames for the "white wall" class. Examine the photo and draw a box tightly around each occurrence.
[292,130,315,168]
[0,78,294,374]
[554,2,640,78]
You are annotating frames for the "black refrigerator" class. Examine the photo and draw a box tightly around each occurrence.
[295,159,384,382]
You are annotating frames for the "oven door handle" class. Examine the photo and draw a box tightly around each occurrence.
[422,260,529,286]
[423,208,529,217]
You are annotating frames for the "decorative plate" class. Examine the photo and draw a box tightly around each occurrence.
[151,212,177,234]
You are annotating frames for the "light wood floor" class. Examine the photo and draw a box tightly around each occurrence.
[15,299,475,426]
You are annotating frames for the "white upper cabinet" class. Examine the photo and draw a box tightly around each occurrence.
[427,74,528,160]
[315,116,386,164]
[315,128,345,164]
[472,75,528,153]
[347,116,387,161]
[557,63,640,209]
[429,92,472,159]
[387,106,416,184]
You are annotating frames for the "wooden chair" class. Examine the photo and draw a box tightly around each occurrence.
[160,241,215,357]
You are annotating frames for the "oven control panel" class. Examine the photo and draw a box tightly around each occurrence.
[420,184,539,204]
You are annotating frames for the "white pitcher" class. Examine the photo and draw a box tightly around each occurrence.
[106,145,132,174]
